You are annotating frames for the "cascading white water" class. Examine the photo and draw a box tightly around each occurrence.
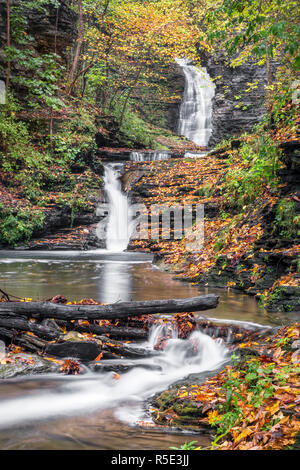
[130,151,169,162]
[103,163,131,252]
[176,58,215,147]
[0,324,228,429]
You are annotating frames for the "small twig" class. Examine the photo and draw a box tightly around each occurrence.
[0,288,37,302]
[0,288,10,301]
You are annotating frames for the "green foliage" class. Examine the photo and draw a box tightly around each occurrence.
[5,1,63,110]
[205,0,300,70]
[209,358,279,447]
[12,51,64,110]
[53,105,97,158]
[0,96,49,201]
[268,286,288,303]
[111,100,162,148]
[223,134,281,208]
[0,205,45,246]
[275,198,299,238]
[198,185,212,198]
[170,441,200,450]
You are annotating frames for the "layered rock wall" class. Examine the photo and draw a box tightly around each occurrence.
[0,0,77,84]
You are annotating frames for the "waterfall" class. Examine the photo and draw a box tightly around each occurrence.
[176,58,215,147]
[103,163,131,252]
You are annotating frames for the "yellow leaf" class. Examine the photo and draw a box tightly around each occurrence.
[266,400,280,416]
[208,410,221,425]
[234,427,253,443]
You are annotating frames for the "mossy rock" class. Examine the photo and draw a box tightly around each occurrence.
[172,415,201,426]
[173,402,203,417]
[154,390,177,410]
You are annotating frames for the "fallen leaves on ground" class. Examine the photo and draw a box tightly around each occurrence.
[152,324,300,450]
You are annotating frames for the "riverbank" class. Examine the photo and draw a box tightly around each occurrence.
[149,323,300,450]
[126,133,300,314]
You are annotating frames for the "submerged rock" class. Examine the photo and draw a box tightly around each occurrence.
[89,359,162,373]
[0,353,59,379]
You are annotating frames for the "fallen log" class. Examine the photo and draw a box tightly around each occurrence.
[68,323,148,340]
[0,327,46,353]
[0,315,60,341]
[197,319,275,344]
[97,335,158,359]
[0,295,219,321]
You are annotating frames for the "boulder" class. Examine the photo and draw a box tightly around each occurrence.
[45,340,101,361]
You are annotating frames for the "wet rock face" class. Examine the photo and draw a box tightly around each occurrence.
[165,63,185,133]
[169,50,273,148]
[0,353,60,379]
[24,0,77,56]
[198,52,272,148]
[278,141,300,199]
[0,0,77,82]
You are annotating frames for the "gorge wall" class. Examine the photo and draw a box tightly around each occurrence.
[203,52,271,148]
[0,0,77,86]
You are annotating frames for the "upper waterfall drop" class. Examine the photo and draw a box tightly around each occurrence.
[176,58,216,148]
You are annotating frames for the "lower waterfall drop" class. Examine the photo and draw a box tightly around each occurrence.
[103,163,131,252]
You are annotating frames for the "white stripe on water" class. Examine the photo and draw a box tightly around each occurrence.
[0,325,228,429]
[130,152,169,162]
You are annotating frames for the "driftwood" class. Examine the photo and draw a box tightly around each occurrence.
[0,295,220,363]
[0,295,219,320]
[0,327,47,353]
[97,335,157,359]
[0,315,60,341]
[60,321,148,340]
[197,319,274,344]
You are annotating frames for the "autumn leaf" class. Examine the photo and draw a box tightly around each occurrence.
[94,352,103,362]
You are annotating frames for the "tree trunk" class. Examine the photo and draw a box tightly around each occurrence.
[5,0,10,93]
[68,0,84,92]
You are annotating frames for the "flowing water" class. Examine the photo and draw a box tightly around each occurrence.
[0,325,228,431]
[0,154,293,449]
[0,250,282,324]
[176,58,215,147]
[103,163,132,252]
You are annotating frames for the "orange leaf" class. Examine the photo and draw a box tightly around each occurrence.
[94,352,103,362]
